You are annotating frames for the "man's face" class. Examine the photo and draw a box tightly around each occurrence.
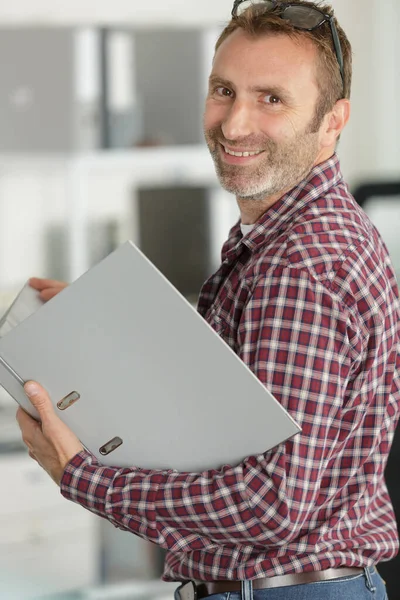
[204,29,326,202]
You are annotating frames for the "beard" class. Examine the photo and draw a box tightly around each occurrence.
[204,123,321,202]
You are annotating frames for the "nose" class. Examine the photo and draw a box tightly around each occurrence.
[221,99,256,141]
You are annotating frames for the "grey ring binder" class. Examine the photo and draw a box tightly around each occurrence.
[0,241,300,471]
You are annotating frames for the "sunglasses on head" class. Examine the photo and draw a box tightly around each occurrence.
[231,0,344,93]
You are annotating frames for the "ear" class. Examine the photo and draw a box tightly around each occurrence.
[320,99,351,147]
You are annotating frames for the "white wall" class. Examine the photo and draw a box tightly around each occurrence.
[331,0,400,184]
[0,0,233,27]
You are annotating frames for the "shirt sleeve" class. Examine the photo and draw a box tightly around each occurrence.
[60,265,364,552]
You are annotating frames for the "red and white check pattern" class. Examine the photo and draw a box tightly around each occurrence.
[61,154,400,581]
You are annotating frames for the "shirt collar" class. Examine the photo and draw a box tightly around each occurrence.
[222,153,344,261]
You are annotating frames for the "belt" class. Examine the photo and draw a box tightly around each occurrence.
[195,567,364,594]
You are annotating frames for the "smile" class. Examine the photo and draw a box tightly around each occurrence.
[223,145,263,157]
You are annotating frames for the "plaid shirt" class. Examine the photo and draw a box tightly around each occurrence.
[61,154,400,581]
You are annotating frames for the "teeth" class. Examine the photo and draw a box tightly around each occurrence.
[224,146,261,157]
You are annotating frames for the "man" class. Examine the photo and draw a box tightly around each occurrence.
[17,1,397,598]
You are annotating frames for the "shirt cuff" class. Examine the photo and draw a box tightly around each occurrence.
[60,450,104,505]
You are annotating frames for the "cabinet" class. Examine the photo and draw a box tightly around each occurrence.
[0,20,239,593]
[0,24,238,286]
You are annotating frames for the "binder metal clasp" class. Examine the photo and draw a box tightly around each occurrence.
[57,391,80,410]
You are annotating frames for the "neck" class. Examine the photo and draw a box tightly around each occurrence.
[239,188,290,225]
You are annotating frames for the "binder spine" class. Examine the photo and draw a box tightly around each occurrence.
[0,355,24,386]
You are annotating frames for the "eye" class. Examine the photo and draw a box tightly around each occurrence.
[214,86,234,98]
[263,94,281,105]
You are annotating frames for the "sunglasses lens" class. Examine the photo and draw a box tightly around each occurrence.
[234,0,275,17]
[282,6,325,29]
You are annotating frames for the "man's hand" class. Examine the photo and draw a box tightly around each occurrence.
[16,382,83,485]
[29,277,68,302]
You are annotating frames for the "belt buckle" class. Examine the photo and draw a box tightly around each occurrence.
[175,582,197,600]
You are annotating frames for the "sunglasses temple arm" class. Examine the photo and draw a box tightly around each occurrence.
[330,19,345,87]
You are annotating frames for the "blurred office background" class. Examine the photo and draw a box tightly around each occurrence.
[0,0,399,598]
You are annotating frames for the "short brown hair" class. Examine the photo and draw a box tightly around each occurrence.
[215,1,352,129]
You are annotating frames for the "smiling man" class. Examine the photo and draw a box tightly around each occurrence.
[204,33,338,217]
[18,2,398,599]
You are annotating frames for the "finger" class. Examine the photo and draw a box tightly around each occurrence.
[16,405,40,429]
[29,278,67,291]
[16,407,42,447]
[29,451,38,462]
[39,287,67,302]
[24,381,56,424]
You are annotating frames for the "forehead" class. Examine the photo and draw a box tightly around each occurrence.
[212,29,319,98]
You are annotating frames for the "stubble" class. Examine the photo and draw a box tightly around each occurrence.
[204,125,321,204]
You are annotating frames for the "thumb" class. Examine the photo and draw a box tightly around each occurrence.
[24,381,55,422]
